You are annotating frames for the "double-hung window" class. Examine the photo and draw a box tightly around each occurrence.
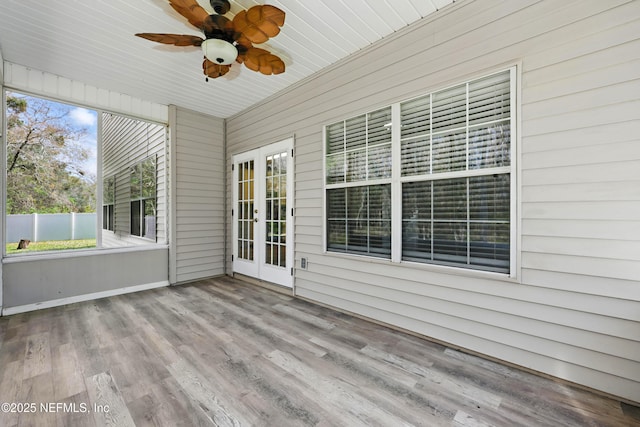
[325,68,515,274]
[326,107,393,258]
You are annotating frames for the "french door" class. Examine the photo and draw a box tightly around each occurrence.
[232,139,293,288]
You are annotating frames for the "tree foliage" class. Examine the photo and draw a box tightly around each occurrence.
[6,93,96,214]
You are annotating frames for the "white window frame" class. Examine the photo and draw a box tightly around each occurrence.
[323,66,518,278]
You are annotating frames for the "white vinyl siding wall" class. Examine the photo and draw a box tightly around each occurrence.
[226,0,640,403]
[171,106,226,284]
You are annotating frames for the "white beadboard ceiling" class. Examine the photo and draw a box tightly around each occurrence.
[0,0,455,118]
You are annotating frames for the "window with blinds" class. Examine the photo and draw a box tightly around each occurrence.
[327,184,392,257]
[325,69,514,273]
[326,107,392,184]
[325,107,393,258]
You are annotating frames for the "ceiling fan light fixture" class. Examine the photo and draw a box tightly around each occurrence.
[136,1,286,79]
[201,38,238,65]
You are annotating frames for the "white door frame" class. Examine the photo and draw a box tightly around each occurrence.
[232,138,294,288]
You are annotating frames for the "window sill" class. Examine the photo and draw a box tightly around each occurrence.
[2,244,169,264]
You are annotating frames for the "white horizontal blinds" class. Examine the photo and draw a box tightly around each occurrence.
[367,108,392,180]
[468,72,511,126]
[346,115,367,182]
[327,188,346,251]
[401,95,431,138]
[469,124,510,169]
[325,122,345,184]
[469,175,510,270]
[402,181,432,257]
[402,176,509,271]
[469,72,511,171]
[325,107,393,258]
[401,95,431,176]
[400,70,511,273]
[326,107,392,184]
[326,185,391,257]
[433,177,467,264]
[366,184,392,256]
[400,72,511,176]
[325,69,512,272]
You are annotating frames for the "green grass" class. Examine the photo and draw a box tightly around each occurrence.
[6,239,96,254]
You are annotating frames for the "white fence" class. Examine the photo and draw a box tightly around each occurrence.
[7,213,96,243]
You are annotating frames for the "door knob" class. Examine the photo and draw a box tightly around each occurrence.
[254,218,258,222]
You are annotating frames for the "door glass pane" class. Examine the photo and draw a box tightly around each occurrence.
[266,177,273,198]
[237,160,254,261]
[265,151,287,268]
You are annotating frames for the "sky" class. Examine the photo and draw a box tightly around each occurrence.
[69,106,98,177]
[7,92,99,180]
[70,107,97,128]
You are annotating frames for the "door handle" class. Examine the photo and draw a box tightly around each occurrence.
[254,218,259,223]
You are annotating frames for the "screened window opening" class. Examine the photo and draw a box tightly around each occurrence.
[325,69,514,274]
[4,92,167,254]
[4,91,98,254]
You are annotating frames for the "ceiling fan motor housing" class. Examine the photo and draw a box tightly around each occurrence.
[210,0,231,14]
[203,15,236,43]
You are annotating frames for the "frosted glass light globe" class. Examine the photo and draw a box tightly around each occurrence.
[201,39,238,65]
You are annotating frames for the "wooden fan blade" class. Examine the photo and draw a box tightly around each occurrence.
[241,47,285,75]
[233,5,285,44]
[169,0,210,30]
[203,59,231,78]
[136,33,204,47]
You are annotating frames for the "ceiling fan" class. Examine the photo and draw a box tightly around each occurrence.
[136,0,285,80]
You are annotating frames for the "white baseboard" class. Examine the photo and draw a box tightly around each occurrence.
[1,281,169,316]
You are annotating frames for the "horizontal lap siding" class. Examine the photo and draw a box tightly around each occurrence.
[226,0,640,403]
[174,107,225,283]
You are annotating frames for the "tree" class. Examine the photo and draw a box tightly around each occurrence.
[6,93,96,214]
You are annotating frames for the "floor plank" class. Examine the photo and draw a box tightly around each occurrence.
[22,332,51,380]
[51,342,86,400]
[167,358,245,427]
[0,277,637,427]
[85,371,136,427]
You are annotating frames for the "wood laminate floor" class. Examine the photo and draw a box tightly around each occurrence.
[0,277,637,426]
